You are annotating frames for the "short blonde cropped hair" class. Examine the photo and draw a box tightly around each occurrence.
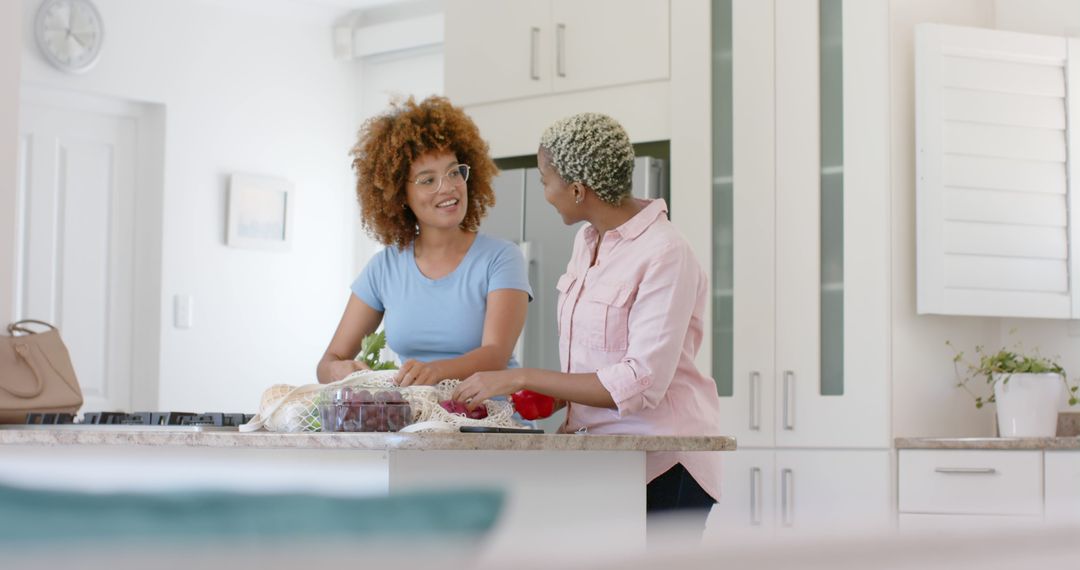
[539,113,635,206]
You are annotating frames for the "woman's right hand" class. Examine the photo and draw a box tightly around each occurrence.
[326,359,370,382]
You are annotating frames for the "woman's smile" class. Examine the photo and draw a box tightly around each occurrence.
[434,196,461,212]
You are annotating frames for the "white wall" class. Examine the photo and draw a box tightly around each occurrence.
[1,1,21,328]
[18,0,360,413]
[890,0,1002,438]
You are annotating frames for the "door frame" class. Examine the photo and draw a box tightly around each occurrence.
[17,86,166,411]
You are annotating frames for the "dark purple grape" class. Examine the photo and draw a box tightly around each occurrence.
[374,390,396,403]
[353,389,373,404]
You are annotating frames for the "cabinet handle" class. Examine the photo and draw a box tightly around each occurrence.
[781,468,794,527]
[749,371,761,431]
[782,371,795,430]
[556,23,566,78]
[750,466,762,526]
[934,467,997,475]
[530,27,541,80]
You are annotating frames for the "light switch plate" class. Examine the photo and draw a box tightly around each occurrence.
[174,294,193,329]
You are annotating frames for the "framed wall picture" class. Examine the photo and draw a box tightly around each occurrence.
[226,174,294,251]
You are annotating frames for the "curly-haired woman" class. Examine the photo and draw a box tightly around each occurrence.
[317,96,532,386]
[451,113,723,530]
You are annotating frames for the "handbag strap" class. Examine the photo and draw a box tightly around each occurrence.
[8,320,57,336]
[1,343,47,399]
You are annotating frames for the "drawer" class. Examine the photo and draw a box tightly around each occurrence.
[1045,451,1080,523]
[898,450,1042,516]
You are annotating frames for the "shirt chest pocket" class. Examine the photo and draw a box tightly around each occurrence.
[555,272,577,338]
[576,281,635,352]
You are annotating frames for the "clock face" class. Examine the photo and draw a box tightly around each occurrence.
[35,0,104,73]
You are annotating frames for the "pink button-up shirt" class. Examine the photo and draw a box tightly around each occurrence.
[556,198,723,501]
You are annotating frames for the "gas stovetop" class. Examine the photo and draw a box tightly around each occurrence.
[0,411,255,432]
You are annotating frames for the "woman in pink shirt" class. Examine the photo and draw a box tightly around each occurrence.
[453,112,724,527]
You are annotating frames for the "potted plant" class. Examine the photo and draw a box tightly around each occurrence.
[948,340,1079,437]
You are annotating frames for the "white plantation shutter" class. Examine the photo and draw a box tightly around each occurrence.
[916,23,1080,319]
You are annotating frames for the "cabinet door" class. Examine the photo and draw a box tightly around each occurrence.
[444,0,551,106]
[773,0,890,448]
[550,0,669,94]
[774,449,891,536]
[706,449,775,539]
[1045,451,1080,523]
[715,0,777,447]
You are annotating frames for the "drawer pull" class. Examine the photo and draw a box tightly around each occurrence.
[782,371,795,430]
[750,466,762,526]
[749,371,761,431]
[934,467,997,475]
[781,468,794,527]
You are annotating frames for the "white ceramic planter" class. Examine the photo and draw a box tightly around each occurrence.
[993,373,1064,437]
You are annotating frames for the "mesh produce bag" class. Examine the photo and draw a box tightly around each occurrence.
[240,370,521,433]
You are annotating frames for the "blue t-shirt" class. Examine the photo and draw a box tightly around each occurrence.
[351,233,533,367]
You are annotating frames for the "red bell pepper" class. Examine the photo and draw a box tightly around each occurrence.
[511,390,556,420]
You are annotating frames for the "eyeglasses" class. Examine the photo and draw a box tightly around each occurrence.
[411,164,471,194]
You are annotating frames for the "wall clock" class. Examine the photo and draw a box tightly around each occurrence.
[34,0,105,73]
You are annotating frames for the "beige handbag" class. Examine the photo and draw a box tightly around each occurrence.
[0,320,83,423]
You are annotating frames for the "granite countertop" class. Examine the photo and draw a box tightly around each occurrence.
[895,437,1080,450]
[896,412,1080,449]
[0,428,736,452]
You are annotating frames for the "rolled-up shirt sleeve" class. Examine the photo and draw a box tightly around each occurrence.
[595,243,700,415]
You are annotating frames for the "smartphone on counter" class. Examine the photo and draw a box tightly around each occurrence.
[459,426,544,434]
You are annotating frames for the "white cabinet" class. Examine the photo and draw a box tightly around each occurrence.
[718,0,890,449]
[444,0,669,106]
[898,450,1043,516]
[1045,451,1080,523]
[709,450,775,535]
[444,0,550,105]
[915,24,1080,319]
[897,448,1080,529]
[711,449,891,538]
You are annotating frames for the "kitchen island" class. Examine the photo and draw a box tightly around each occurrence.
[0,429,734,553]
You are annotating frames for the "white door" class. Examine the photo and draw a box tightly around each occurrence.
[550,0,670,94]
[444,0,551,106]
[1040,451,1080,523]
[720,0,778,448]
[17,101,137,413]
[773,449,892,536]
[773,0,890,448]
[707,449,776,539]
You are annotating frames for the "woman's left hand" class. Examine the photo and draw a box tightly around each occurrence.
[396,359,446,386]
[453,370,528,411]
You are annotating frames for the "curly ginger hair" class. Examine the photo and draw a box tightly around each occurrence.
[350,96,498,249]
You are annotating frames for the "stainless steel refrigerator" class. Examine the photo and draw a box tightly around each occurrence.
[483,156,667,430]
